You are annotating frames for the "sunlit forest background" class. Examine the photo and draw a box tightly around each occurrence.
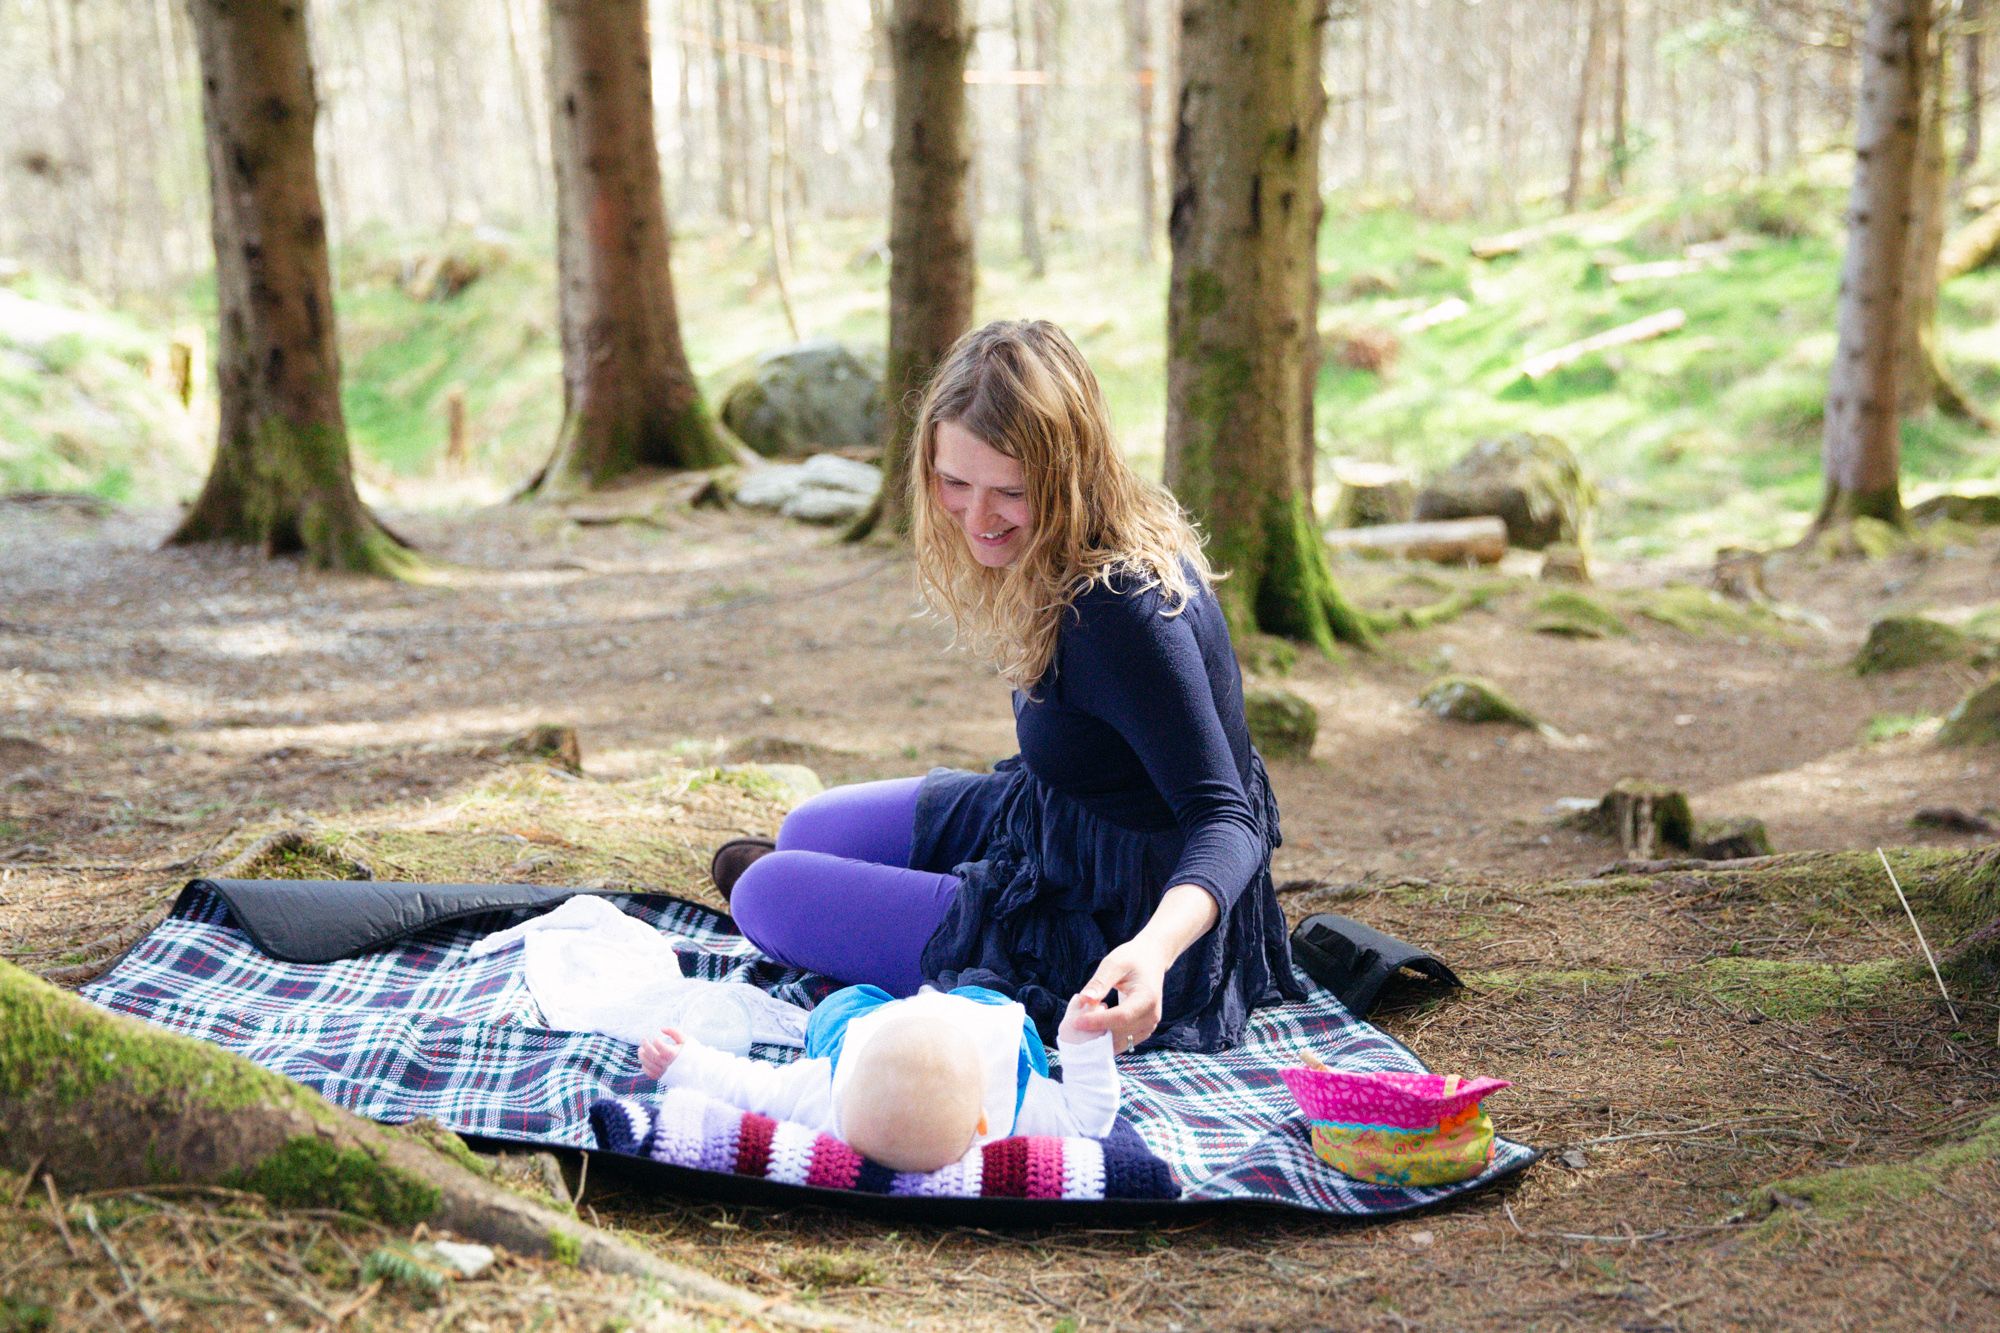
[5,0,1996,559]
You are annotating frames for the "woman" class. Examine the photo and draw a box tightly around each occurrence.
[720,319,1301,1054]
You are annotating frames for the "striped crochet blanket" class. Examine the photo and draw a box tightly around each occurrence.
[590,1089,1179,1200]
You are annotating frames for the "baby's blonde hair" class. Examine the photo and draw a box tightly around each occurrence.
[910,319,1214,691]
[837,1014,984,1173]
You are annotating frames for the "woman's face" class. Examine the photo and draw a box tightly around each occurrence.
[933,420,1032,568]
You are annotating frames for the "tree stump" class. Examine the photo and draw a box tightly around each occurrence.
[1569,780,1694,858]
[1327,460,1416,528]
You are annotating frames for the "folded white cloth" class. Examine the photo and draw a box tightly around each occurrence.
[468,895,808,1048]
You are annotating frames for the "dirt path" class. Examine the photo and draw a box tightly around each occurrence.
[3,494,1997,1329]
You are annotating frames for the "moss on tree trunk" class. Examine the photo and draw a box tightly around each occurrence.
[169,0,413,577]
[1164,0,1373,651]
[527,0,733,498]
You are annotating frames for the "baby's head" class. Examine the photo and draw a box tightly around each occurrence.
[836,1012,985,1173]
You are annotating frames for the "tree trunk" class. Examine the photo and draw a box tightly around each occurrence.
[1124,0,1158,259]
[168,0,411,576]
[758,0,803,340]
[1607,0,1628,192]
[1900,13,1950,418]
[1566,0,1605,212]
[1816,0,1929,535]
[849,0,975,540]
[1012,0,1047,276]
[710,0,740,222]
[1964,0,1986,177]
[1165,0,1373,650]
[528,0,732,497]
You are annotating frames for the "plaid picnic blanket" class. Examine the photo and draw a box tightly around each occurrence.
[80,882,1536,1216]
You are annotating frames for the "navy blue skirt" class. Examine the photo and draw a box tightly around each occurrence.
[911,754,1302,1053]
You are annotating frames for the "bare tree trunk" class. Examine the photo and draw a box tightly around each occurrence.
[1900,12,1951,417]
[849,0,975,540]
[1357,0,1374,190]
[1607,0,1628,191]
[1166,0,1371,649]
[1566,0,1605,211]
[1963,0,1986,176]
[1012,0,1047,276]
[1816,0,1929,536]
[169,0,410,575]
[529,0,732,496]
[503,0,552,213]
[1124,0,1157,259]
[757,0,802,339]
[710,0,740,221]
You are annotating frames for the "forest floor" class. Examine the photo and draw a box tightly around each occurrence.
[3,489,1999,1330]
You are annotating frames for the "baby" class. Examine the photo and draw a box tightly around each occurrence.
[639,982,1120,1173]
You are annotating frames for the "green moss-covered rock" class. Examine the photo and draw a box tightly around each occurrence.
[1628,584,1786,639]
[1412,433,1594,549]
[1237,633,1299,677]
[1908,491,2000,526]
[1939,675,2000,747]
[1415,675,1541,728]
[1243,685,1319,759]
[1530,588,1628,638]
[718,340,886,459]
[1695,816,1773,860]
[1852,615,1983,675]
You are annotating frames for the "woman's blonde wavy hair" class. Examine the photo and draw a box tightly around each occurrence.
[910,319,1215,691]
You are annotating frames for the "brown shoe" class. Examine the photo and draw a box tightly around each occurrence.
[709,837,777,901]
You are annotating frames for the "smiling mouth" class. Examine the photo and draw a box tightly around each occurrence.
[974,527,1015,543]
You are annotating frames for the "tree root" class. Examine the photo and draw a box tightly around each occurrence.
[0,962,855,1328]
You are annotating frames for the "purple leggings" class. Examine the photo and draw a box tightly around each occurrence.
[729,777,961,996]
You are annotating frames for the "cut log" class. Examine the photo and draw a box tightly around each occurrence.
[1517,308,1686,380]
[1327,459,1416,528]
[1399,296,1470,332]
[1324,516,1508,565]
[1469,217,1571,260]
[1939,199,2000,283]
[1608,256,1725,284]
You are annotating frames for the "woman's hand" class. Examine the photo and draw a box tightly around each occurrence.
[1072,883,1221,1054]
[639,1026,687,1080]
[1072,936,1173,1053]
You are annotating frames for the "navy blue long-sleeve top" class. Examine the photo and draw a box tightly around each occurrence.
[1013,573,1264,911]
[913,564,1302,1053]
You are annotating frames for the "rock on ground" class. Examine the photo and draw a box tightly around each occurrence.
[719,341,886,459]
[1413,433,1593,549]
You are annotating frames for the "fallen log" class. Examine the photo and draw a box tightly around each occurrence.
[1939,199,2000,283]
[1325,516,1508,565]
[1517,308,1686,380]
[1399,296,1471,332]
[1608,256,1725,284]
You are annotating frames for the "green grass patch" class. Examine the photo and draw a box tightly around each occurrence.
[1679,958,1906,1020]
[1757,1109,2000,1227]
[1862,712,1932,744]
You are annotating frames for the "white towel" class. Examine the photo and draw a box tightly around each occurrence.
[468,895,808,1048]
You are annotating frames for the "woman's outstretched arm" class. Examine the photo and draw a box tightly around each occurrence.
[1070,882,1219,1050]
